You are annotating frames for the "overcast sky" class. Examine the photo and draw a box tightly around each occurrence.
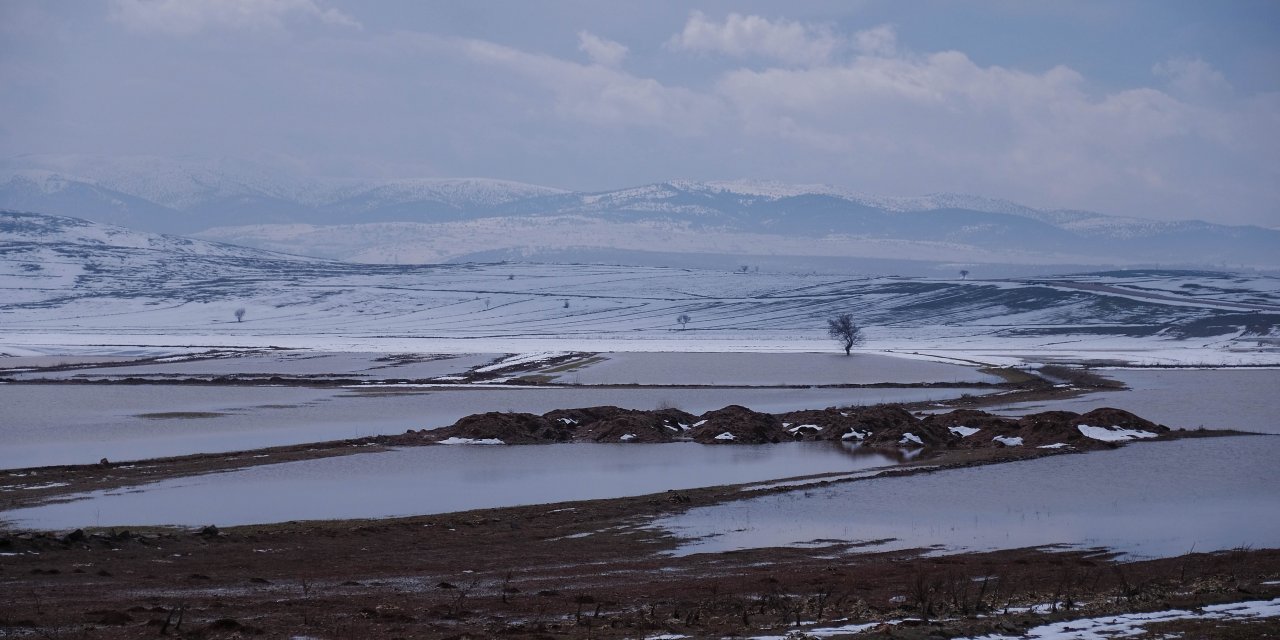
[2,1,1278,226]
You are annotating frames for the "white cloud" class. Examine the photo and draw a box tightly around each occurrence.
[108,0,361,35]
[456,37,720,134]
[1153,56,1233,100]
[711,45,1277,218]
[667,11,841,66]
[853,24,896,56]
[577,31,628,67]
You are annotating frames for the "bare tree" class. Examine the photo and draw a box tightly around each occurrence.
[677,313,691,330]
[827,313,862,355]
[234,307,246,323]
[960,269,970,280]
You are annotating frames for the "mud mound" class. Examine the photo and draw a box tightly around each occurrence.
[777,409,856,441]
[540,406,698,443]
[689,405,787,444]
[844,405,952,448]
[1078,408,1167,433]
[431,412,572,444]
[922,409,1024,448]
[575,413,678,443]
[543,406,629,427]
[417,404,1175,451]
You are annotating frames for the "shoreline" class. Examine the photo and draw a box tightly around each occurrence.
[2,469,1277,638]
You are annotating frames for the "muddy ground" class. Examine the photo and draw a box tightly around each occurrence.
[2,478,1279,639]
[3,359,1276,638]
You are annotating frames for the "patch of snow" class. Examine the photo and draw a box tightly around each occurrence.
[842,429,869,440]
[949,426,980,437]
[691,420,708,428]
[437,437,505,445]
[714,432,736,441]
[992,435,1023,446]
[787,423,822,434]
[1037,443,1070,449]
[959,597,1280,640]
[474,352,567,373]
[557,417,578,425]
[1077,424,1158,442]
[900,433,924,446]
[620,433,637,442]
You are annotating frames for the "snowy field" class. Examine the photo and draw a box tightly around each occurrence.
[4,211,1279,366]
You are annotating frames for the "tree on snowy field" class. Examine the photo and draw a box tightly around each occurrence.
[827,313,862,355]
[677,313,691,330]
[234,307,246,322]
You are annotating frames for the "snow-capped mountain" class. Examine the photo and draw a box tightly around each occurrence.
[1,156,1276,270]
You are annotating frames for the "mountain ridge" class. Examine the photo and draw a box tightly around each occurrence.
[2,155,1276,271]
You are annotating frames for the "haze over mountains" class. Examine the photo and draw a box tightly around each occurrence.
[2,155,1276,273]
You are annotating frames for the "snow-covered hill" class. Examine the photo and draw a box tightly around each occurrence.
[4,211,1278,363]
[2,155,1277,270]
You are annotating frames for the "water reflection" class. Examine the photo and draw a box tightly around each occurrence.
[655,436,1280,559]
[0,385,986,469]
[0,442,900,530]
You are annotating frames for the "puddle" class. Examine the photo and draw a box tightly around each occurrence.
[654,436,1280,559]
[994,368,1280,434]
[0,443,898,529]
[0,384,987,469]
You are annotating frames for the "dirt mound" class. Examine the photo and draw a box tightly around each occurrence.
[844,405,951,448]
[689,405,787,444]
[574,413,677,443]
[540,406,698,443]
[921,409,1024,448]
[776,409,845,441]
[431,412,572,444]
[1078,408,1167,433]
[543,406,629,427]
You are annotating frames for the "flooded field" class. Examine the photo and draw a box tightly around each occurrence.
[0,442,897,529]
[552,352,1000,385]
[655,435,1280,559]
[995,367,1280,434]
[7,352,496,381]
[0,383,986,468]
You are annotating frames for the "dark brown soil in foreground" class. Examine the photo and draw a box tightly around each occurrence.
[2,481,1278,639]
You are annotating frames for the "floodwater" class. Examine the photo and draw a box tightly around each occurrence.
[0,384,987,469]
[994,368,1280,434]
[655,368,1280,559]
[9,352,496,381]
[654,435,1280,559]
[0,442,897,529]
[555,352,1000,385]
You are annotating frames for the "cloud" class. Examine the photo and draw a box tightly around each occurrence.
[853,24,896,56]
[455,37,720,133]
[108,0,361,35]
[710,44,1277,218]
[1153,56,1233,100]
[577,31,628,67]
[667,11,841,66]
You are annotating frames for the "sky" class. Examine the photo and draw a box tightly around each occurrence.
[1,0,1278,226]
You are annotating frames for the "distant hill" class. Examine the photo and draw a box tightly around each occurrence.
[3,210,1277,353]
[2,155,1276,271]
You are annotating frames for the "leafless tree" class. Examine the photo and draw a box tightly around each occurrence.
[960,269,970,280]
[677,313,691,330]
[827,313,862,355]
[234,307,245,322]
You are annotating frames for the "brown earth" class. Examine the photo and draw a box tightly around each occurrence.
[1,477,1277,639]
[405,404,1169,451]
